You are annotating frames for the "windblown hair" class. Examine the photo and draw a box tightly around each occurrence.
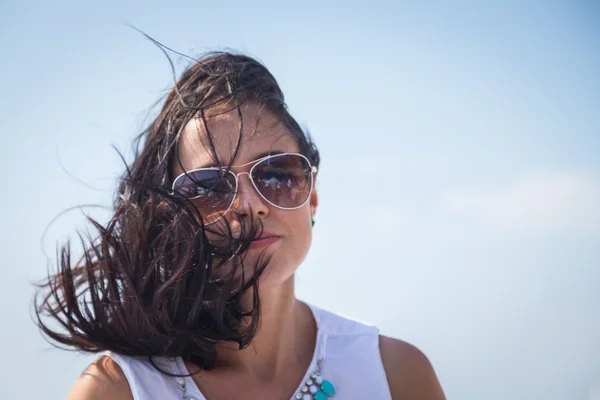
[34,50,320,371]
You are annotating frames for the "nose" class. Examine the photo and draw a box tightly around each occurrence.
[230,172,269,222]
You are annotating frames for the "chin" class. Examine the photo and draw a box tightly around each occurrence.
[257,255,300,287]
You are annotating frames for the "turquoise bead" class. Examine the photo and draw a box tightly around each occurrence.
[321,380,335,396]
[314,391,328,400]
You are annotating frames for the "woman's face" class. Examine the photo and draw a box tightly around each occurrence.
[172,103,318,287]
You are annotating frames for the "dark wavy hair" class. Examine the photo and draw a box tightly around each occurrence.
[33,49,320,371]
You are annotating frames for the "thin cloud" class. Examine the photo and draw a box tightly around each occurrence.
[441,170,600,233]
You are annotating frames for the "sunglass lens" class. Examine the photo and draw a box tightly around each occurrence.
[172,170,236,223]
[251,154,312,208]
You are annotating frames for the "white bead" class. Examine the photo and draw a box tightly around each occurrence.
[303,395,312,400]
[315,376,323,384]
[306,379,313,386]
[310,372,318,379]
[309,385,318,394]
[295,394,303,400]
[301,386,308,393]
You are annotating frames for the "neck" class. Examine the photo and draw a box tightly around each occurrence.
[215,274,317,380]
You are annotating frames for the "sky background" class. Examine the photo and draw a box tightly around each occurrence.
[1,1,599,399]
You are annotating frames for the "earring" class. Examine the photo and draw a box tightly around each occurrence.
[311,220,315,227]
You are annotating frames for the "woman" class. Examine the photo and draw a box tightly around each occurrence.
[36,51,445,399]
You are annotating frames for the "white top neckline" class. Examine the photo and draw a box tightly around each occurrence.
[172,302,326,400]
[103,303,393,399]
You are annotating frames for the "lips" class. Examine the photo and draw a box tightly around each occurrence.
[253,231,279,241]
[248,232,280,249]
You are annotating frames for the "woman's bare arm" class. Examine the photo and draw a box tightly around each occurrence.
[67,356,133,400]
[379,335,446,400]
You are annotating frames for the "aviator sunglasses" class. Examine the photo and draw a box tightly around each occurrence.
[172,152,317,225]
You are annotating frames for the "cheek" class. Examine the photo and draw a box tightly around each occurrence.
[280,208,313,256]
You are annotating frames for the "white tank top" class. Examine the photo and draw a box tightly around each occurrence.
[103,303,392,399]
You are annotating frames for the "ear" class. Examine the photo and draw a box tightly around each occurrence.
[309,187,318,219]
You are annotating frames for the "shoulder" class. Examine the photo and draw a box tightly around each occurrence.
[307,303,376,336]
[379,335,446,400]
[67,356,133,400]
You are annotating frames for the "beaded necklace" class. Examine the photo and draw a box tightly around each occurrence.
[291,357,336,400]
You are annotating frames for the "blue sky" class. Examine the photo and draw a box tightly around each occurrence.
[1,1,599,399]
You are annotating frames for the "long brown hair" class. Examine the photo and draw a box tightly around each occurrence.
[34,50,320,371]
